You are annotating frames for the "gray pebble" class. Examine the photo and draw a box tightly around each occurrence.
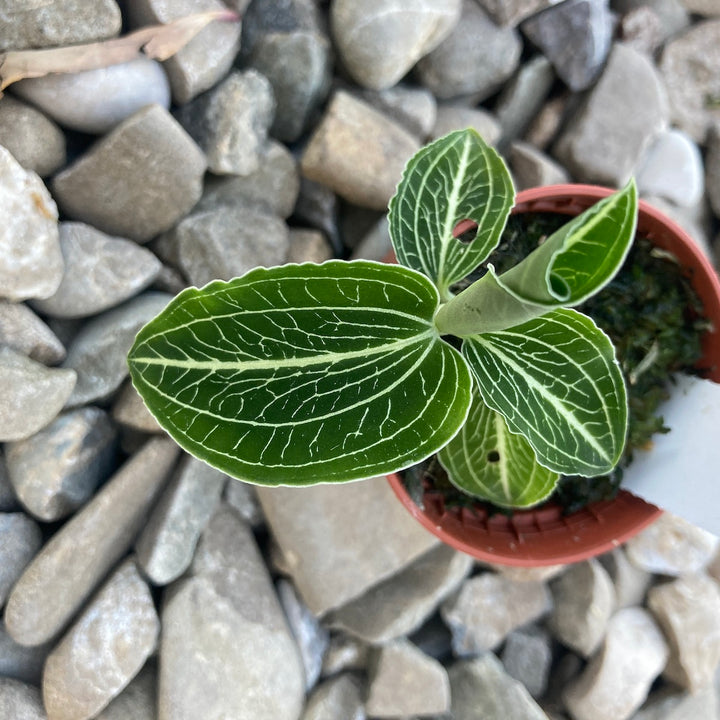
[159,506,304,720]
[287,229,333,264]
[301,91,420,211]
[553,42,668,185]
[359,84,438,140]
[175,69,275,176]
[125,0,241,104]
[43,559,160,720]
[135,455,227,586]
[61,292,171,408]
[449,653,548,720]
[501,626,553,699]
[160,205,289,288]
[277,578,329,690]
[51,105,206,243]
[0,95,66,177]
[509,141,570,190]
[521,0,613,92]
[0,677,47,720]
[0,0,121,50]
[94,661,157,720]
[416,0,522,101]
[0,620,51,685]
[223,479,265,528]
[200,140,300,219]
[111,380,163,434]
[250,30,332,142]
[31,222,162,319]
[12,57,171,135]
[0,146,63,302]
[365,639,450,718]
[0,348,76,442]
[441,572,552,655]
[5,407,117,522]
[0,513,43,608]
[563,608,669,720]
[301,674,365,720]
[331,0,461,90]
[547,559,616,658]
[648,573,720,691]
[0,301,66,365]
[659,18,720,143]
[3,437,178,647]
[431,104,501,144]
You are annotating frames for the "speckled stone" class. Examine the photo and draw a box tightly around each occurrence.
[441,572,552,655]
[175,69,275,176]
[125,0,242,104]
[301,674,365,720]
[648,573,720,691]
[51,105,206,244]
[4,407,117,522]
[43,559,160,720]
[31,222,162,319]
[159,506,304,720]
[0,678,46,720]
[301,91,420,211]
[200,140,300,219]
[0,0,121,50]
[94,661,157,720]
[4,438,178,647]
[0,348,76,442]
[0,145,63,302]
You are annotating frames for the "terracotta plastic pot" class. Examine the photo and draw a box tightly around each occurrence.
[388,184,720,567]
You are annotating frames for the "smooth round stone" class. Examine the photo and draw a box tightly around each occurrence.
[0,146,63,302]
[5,407,117,522]
[13,56,171,135]
[0,348,76,442]
[636,129,704,207]
[31,222,162,319]
[0,95,66,177]
[331,0,461,90]
[43,559,160,720]
[111,380,162,433]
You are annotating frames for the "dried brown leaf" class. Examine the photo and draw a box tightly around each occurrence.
[0,9,239,93]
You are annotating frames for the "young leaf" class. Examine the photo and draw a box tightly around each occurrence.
[128,261,473,486]
[388,129,514,299]
[462,308,628,477]
[435,181,638,337]
[497,179,638,306]
[439,390,559,508]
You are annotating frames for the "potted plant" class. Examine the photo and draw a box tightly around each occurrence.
[127,129,720,566]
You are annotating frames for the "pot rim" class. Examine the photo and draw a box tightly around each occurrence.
[387,183,720,566]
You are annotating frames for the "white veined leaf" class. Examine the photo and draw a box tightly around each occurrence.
[388,128,514,299]
[435,181,638,337]
[128,260,473,486]
[462,308,628,476]
[439,389,559,508]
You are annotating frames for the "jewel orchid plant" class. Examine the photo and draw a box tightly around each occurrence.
[128,129,638,509]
